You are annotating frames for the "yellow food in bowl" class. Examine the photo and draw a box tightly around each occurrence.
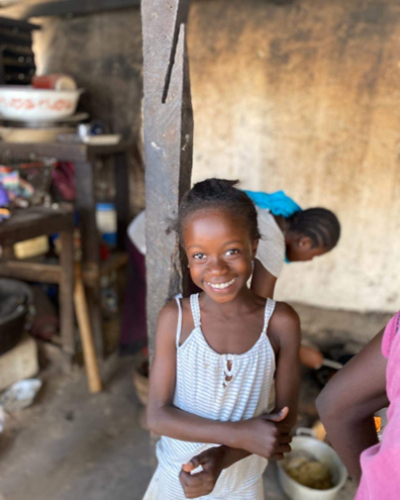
[283,454,333,490]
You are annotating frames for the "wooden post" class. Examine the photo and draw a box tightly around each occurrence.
[142,0,193,354]
[74,159,104,358]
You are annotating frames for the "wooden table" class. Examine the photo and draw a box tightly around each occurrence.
[0,204,75,356]
[0,142,131,356]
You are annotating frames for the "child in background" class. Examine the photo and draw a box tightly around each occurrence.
[317,310,400,500]
[144,179,301,500]
[245,190,341,299]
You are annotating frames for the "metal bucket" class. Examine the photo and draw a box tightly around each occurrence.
[277,429,347,500]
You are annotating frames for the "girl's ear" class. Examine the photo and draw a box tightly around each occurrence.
[298,236,312,248]
[251,239,259,258]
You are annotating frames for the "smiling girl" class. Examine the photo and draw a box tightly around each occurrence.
[144,179,301,500]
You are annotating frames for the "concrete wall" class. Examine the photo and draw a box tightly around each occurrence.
[17,0,400,313]
[187,0,400,313]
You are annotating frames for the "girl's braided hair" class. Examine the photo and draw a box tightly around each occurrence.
[287,208,340,249]
[177,178,261,241]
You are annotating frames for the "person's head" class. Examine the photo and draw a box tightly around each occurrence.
[177,178,260,303]
[285,208,341,262]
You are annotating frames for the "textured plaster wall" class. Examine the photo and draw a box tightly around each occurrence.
[187,0,400,313]
[23,0,400,313]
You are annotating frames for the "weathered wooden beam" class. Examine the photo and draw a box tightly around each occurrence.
[0,0,140,20]
[0,261,61,283]
[142,0,193,353]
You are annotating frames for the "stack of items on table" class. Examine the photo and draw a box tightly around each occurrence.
[0,158,56,224]
[0,72,121,145]
[0,73,88,144]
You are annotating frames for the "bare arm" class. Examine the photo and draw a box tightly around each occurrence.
[316,329,389,483]
[270,302,301,430]
[251,259,277,299]
[147,301,238,447]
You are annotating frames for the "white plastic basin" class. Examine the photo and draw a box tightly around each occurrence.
[0,86,83,121]
[277,436,348,500]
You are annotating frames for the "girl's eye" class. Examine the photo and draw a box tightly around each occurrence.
[193,253,206,260]
[226,249,240,256]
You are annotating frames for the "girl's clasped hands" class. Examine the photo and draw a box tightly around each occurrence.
[179,407,292,498]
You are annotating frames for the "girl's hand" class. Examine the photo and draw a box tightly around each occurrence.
[179,447,226,499]
[235,407,292,459]
[179,408,291,498]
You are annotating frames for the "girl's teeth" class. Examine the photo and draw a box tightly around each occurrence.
[208,278,236,289]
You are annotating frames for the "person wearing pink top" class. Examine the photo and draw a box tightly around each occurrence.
[317,310,400,499]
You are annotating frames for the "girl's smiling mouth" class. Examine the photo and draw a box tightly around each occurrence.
[206,278,237,290]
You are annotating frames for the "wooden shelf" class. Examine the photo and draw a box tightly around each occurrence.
[0,259,60,283]
[0,205,74,246]
[0,251,128,287]
[0,0,140,20]
[0,141,132,163]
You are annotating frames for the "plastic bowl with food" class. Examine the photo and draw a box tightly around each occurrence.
[0,86,84,121]
[277,433,347,500]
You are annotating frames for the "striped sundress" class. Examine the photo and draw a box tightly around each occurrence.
[143,293,276,500]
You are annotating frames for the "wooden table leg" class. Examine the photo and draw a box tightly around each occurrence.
[59,229,75,356]
[74,160,104,358]
[114,151,130,251]
[2,245,15,259]
[74,160,100,267]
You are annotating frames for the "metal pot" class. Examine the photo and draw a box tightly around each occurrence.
[277,429,347,500]
[0,279,32,355]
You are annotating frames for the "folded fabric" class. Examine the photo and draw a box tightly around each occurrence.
[244,190,302,217]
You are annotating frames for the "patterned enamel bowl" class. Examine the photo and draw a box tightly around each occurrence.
[0,86,84,121]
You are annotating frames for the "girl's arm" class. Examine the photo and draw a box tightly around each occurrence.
[270,302,301,430]
[147,301,232,445]
[316,329,389,483]
[251,259,277,299]
[147,301,290,457]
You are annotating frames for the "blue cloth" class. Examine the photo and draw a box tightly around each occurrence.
[244,190,302,264]
[244,190,302,217]
[0,182,9,207]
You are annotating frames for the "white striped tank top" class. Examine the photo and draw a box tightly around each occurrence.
[143,294,276,500]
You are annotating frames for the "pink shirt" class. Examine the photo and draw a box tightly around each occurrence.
[355,311,400,500]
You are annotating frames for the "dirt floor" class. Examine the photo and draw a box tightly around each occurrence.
[0,352,357,500]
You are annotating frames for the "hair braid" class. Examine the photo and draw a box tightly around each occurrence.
[287,208,340,249]
[177,178,261,241]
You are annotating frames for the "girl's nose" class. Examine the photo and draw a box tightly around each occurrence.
[208,258,228,274]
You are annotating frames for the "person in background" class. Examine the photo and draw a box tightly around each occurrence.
[245,190,341,299]
[120,211,147,355]
[316,310,400,500]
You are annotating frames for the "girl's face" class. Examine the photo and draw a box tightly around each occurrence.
[286,235,328,262]
[183,209,258,303]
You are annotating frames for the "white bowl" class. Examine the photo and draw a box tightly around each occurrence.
[277,436,348,500]
[0,86,84,121]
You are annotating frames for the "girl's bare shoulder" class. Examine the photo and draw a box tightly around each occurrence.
[269,301,301,346]
[157,297,194,345]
